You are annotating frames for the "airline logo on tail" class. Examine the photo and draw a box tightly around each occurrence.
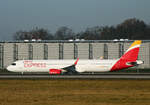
[111,40,142,71]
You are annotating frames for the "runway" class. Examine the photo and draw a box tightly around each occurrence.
[0,74,150,79]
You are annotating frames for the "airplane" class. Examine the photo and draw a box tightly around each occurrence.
[7,40,143,74]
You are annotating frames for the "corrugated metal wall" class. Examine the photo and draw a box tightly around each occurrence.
[93,43,104,59]
[0,41,149,69]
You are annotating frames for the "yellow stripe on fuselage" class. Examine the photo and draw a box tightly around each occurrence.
[129,40,142,48]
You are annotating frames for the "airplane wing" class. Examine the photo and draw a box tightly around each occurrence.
[49,58,79,75]
[62,58,79,74]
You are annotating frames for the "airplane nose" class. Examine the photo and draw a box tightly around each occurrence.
[7,66,12,72]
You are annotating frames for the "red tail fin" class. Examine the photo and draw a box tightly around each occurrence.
[111,40,142,71]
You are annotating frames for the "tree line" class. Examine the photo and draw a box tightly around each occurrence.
[13,18,150,40]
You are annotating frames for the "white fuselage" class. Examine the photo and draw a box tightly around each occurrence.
[7,59,118,73]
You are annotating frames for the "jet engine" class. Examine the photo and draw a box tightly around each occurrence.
[49,69,62,75]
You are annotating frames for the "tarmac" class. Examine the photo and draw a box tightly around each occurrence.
[0,74,150,79]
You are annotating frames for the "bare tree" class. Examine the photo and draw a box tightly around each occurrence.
[13,27,54,40]
[55,26,75,40]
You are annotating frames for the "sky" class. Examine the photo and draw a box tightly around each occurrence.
[0,0,150,40]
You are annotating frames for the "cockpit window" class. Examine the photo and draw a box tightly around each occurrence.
[11,63,16,66]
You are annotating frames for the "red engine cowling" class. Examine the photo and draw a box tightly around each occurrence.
[49,69,62,75]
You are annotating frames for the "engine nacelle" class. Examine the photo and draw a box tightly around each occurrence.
[49,69,62,75]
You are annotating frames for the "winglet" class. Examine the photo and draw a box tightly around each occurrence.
[74,58,79,65]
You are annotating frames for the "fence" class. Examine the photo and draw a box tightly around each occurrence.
[0,40,149,69]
